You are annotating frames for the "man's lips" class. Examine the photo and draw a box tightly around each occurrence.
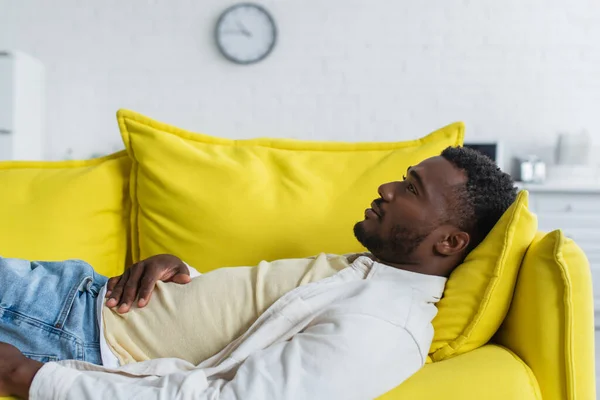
[365,208,379,219]
[369,200,382,218]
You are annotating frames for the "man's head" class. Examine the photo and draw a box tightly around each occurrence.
[354,146,517,277]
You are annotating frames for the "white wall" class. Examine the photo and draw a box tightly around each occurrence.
[1,0,600,165]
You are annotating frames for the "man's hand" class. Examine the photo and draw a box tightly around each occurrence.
[0,342,43,399]
[105,254,192,313]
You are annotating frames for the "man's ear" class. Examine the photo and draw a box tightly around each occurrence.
[434,229,470,257]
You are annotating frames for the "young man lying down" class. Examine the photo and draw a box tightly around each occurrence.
[0,147,516,400]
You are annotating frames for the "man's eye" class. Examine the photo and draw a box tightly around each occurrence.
[407,183,416,194]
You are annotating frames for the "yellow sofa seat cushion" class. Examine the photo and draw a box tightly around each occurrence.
[378,344,541,399]
[117,109,464,272]
[0,151,131,277]
[495,230,596,400]
[429,190,538,361]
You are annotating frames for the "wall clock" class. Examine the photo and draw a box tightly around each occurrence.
[215,3,277,65]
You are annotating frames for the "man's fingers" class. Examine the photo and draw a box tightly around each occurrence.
[163,263,192,284]
[106,257,191,311]
[136,274,158,308]
[136,264,190,307]
[105,271,130,308]
[105,276,120,297]
[170,273,192,284]
[116,263,145,313]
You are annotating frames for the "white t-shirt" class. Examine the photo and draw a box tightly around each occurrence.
[96,262,202,367]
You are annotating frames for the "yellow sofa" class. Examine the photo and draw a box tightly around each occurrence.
[0,113,596,399]
[385,229,597,399]
[1,231,594,400]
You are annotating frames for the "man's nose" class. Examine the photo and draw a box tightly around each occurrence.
[378,182,399,202]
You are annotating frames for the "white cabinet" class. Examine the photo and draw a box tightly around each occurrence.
[0,51,45,160]
[522,183,600,316]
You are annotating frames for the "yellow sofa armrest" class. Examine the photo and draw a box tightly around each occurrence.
[379,344,540,399]
[494,230,596,400]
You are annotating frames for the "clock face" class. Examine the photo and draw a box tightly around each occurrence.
[215,3,277,65]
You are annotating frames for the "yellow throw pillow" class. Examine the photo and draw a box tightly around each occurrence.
[494,230,595,400]
[429,190,538,361]
[117,109,464,272]
[0,151,131,277]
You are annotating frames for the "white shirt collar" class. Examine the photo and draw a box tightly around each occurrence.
[350,255,447,301]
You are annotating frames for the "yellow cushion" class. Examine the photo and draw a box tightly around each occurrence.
[0,151,131,277]
[429,190,538,361]
[494,230,596,400]
[117,109,464,271]
[378,344,541,399]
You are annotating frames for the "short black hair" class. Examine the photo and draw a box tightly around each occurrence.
[441,146,518,251]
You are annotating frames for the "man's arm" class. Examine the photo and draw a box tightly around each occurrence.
[26,313,423,400]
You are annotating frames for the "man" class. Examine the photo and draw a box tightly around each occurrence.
[0,147,517,399]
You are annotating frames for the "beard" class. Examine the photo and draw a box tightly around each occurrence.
[353,221,431,263]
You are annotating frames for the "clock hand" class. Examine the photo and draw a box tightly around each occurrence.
[221,29,245,35]
[235,20,252,37]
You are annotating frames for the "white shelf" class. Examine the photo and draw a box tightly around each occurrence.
[516,182,600,194]
[0,51,45,161]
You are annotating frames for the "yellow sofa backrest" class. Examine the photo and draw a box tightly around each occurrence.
[0,152,131,277]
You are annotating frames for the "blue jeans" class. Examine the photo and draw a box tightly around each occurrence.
[0,257,107,364]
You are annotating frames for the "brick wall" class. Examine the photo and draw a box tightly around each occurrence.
[1,0,599,165]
